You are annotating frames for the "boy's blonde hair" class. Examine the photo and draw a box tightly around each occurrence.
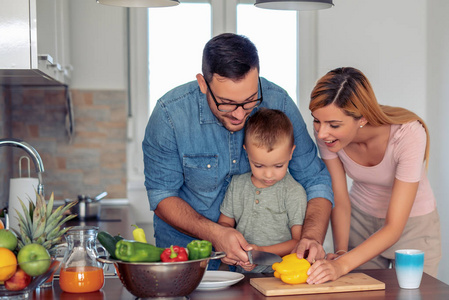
[244,108,294,152]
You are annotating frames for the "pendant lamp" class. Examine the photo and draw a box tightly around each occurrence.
[97,0,179,7]
[255,0,333,11]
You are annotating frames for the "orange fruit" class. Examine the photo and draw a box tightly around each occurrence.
[0,219,4,229]
[0,247,18,281]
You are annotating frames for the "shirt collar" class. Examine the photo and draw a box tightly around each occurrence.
[198,90,222,126]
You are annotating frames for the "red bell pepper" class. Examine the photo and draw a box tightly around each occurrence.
[160,245,188,262]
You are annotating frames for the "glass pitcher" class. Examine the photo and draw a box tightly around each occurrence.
[59,226,106,293]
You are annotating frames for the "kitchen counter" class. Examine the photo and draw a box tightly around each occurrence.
[31,269,449,299]
[25,205,449,299]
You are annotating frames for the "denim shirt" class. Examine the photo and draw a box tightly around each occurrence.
[142,78,333,267]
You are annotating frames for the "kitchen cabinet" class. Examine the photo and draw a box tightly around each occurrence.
[0,0,71,86]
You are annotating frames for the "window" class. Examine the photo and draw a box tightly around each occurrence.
[237,4,298,103]
[129,1,313,182]
[148,3,211,112]
[148,1,298,113]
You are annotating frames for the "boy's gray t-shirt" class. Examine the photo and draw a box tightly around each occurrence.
[220,172,307,247]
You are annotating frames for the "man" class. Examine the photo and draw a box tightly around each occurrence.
[142,33,333,269]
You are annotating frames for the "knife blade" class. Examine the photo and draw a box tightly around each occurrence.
[247,250,282,265]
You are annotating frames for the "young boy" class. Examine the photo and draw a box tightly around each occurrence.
[218,108,307,273]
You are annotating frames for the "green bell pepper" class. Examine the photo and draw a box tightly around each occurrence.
[187,240,212,260]
[115,239,164,262]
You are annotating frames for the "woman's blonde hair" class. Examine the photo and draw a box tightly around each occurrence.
[309,67,430,168]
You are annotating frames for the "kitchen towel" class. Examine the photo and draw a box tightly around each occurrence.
[8,177,39,232]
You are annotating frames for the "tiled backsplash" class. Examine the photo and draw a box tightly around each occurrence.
[0,87,127,210]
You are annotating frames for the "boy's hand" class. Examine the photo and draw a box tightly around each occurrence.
[239,262,256,272]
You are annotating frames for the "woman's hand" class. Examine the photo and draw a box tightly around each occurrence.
[325,250,347,261]
[306,258,347,284]
[325,253,339,260]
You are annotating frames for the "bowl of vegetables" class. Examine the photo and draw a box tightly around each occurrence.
[97,231,225,299]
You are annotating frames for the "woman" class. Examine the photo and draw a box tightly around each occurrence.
[306,67,441,284]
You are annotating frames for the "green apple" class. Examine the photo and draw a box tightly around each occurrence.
[17,243,51,277]
[0,229,18,251]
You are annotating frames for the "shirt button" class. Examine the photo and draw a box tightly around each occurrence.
[255,199,259,204]
[256,190,260,195]
[207,164,211,168]
[232,160,236,164]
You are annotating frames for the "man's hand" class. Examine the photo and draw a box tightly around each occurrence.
[294,197,331,263]
[292,238,326,263]
[210,226,251,266]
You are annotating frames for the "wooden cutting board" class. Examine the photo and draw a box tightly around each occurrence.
[250,273,385,296]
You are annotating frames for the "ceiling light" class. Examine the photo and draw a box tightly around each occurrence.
[255,0,333,11]
[96,0,179,8]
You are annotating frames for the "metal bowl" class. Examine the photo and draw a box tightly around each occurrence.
[97,251,225,299]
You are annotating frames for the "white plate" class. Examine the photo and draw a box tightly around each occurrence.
[197,271,245,291]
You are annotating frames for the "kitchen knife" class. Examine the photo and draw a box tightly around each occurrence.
[247,250,282,265]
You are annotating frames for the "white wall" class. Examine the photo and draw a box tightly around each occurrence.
[69,1,127,90]
[317,0,426,115]
[314,0,448,284]
[427,0,449,285]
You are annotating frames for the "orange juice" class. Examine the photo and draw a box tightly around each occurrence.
[59,266,104,293]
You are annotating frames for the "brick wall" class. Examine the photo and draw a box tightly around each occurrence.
[0,87,127,206]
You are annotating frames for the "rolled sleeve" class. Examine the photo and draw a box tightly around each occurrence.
[143,101,184,211]
[303,183,334,204]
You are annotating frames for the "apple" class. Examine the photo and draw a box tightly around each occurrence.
[0,229,18,251]
[4,268,32,291]
[17,243,51,277]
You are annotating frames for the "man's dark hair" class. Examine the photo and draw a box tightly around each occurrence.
[202,33,260,82]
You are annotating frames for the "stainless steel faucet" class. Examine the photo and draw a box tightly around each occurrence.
[0,138,45,197]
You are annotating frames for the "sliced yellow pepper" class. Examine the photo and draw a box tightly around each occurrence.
[131,224,147,243]
[272,253,311,284]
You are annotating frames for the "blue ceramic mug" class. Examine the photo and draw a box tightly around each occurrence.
[395,249,424,289]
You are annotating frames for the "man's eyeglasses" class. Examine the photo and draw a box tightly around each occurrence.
[204,77,263,112]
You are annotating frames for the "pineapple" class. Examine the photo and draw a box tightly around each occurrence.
[11,192,78,256]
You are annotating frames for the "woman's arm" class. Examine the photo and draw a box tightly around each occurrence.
[307,179,419,284]
[324,158,351,257]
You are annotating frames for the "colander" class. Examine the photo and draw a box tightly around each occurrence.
[97,251,225,299]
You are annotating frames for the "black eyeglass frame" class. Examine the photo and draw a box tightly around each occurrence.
[204,77,263,112]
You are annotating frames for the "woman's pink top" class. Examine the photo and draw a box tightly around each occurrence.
[316,121,436,218]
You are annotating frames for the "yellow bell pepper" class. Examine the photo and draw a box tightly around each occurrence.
[272,253,311,284]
